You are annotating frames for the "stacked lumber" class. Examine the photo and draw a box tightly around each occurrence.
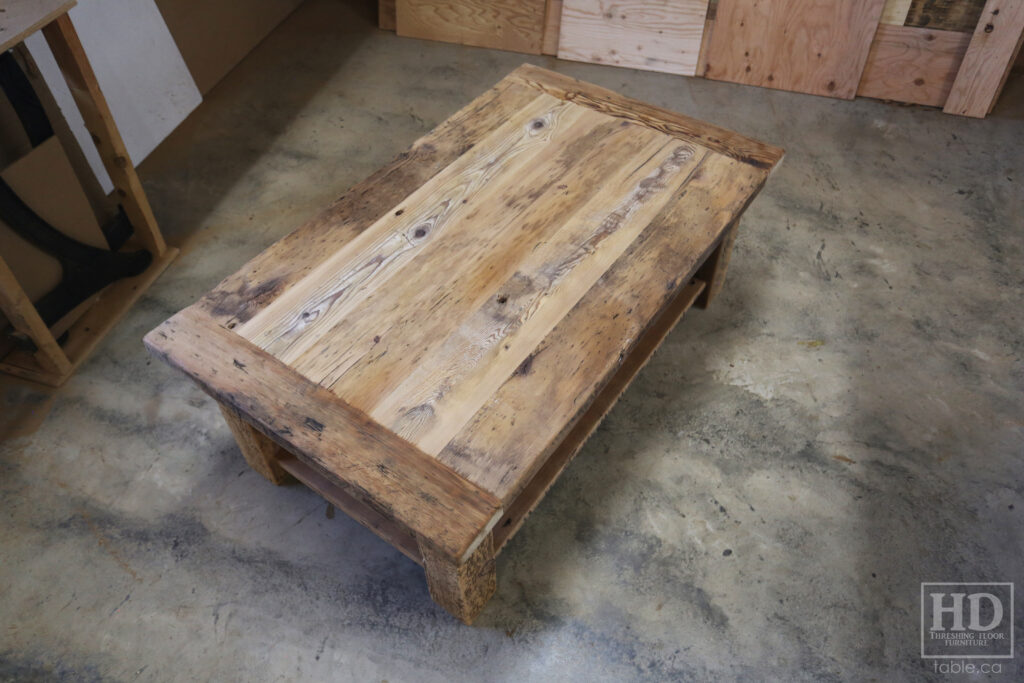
[378,0,1024,118]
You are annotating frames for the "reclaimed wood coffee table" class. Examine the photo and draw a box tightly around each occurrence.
[145,65,782,623]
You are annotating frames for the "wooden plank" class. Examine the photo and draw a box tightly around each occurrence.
[311,117,670,410]
[438,152,768,501]
[143,307,503,562]
[906,0,987,33]
[705,0,887,100]
[361,140,706,454]
[880,0,913,25]
[380,0,397,30]
[395,0,547,54]
[0,248,177,386]
[0,0,76,53]
[557,0,710,76]
[695,15,715,77]
[41,15,167,256]
[0,255,71,376]
[197,75,543,329]
[237,94,579,361]
[510,63,784,170]
[857,25,971,107]
[277,454,423,565]
[944,0,1024,117]
[541,0,562,55]
[492,279,705,554]
[420,533,495,624]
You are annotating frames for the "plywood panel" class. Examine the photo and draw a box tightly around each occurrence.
[396,0,547,54]
[541,0,562,55]
[906,0,986,33]
[557,0,710,76]
[705,0,887,99]
[858,25,971,106]
[0,0,76,53]
[944,0,1024,117]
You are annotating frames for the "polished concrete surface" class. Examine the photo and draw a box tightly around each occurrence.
[2,1,1022,680]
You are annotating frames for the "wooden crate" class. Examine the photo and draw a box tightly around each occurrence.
[145,65,782,623]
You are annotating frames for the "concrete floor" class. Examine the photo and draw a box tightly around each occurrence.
[2,0,1023,680]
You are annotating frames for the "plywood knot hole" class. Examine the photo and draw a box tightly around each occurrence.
[395,209,404,216]
[984,23,994,33]
[913,78,925,86]
[827,81,836,92]
[496,295,508,304]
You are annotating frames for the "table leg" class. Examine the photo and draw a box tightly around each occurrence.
[695,221,738,309]
[420,535,496,624]
[217,403,294,485]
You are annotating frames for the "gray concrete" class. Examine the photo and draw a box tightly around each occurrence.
[2,0,1022,680]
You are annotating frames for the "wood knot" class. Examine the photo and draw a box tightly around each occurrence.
[984,23,994,33]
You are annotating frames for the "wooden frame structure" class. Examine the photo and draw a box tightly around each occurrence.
[145,65,782,623]
[0,0,177,386]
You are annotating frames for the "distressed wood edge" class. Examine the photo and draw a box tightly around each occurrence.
[421,532,496,624]
[143,306,502,563]
[508,64,784,170]
[492,278,707,554]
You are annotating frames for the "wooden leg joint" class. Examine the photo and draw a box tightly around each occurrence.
[420,535,496,624]
[217,403,294,485]
[695,221,739,309]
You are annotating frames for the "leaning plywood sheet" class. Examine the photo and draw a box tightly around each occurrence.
[944,0,1024,117]
[396,0,547,54]
[557,0,711,76]
[705,0,887,99]
[880,0,912,25]
[858,25,971,107]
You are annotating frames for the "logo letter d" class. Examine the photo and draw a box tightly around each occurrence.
[967,593,1003,631]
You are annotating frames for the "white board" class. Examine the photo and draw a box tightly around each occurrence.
[25,0,201,192]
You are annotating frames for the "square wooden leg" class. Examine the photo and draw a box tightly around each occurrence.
[420,535,496,624]
[217,403,294,485]
[695,221,739,309]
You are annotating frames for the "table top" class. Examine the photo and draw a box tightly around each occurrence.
[146,65,782,562]
[0,0,75,53]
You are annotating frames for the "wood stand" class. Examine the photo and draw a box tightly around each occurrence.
[0,1,177,387]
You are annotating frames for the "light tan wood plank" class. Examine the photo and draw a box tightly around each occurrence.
[322,114,662,411]
[558,0,710,76]
[510,63,784,170]
[880,0,912,26]
[705,0,887,100]
[42,15,167,256]
[369,142,708,455]
[943,0,1024,117]
[541,0,562,55]
[396,0,546,54]
[198,76,543,329]
[438,152,767,501]
[238,94,580,360]
[0,0,75,53]
[144,307,502,562]
[857,25,971,107]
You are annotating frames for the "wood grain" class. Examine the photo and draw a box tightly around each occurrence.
[557,0,710,76]
[420,533,495,624]
[705,0,887,99]
[857,25,971,107]
[144,307,503,562]
[510,63,784,170]
[438,152,768,501]
[943,0,1024,117]
[880,0,913,25]
[396,0,547,54]
[197,75,542,329]
[906,0,987,33]
[0,0,75,53]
